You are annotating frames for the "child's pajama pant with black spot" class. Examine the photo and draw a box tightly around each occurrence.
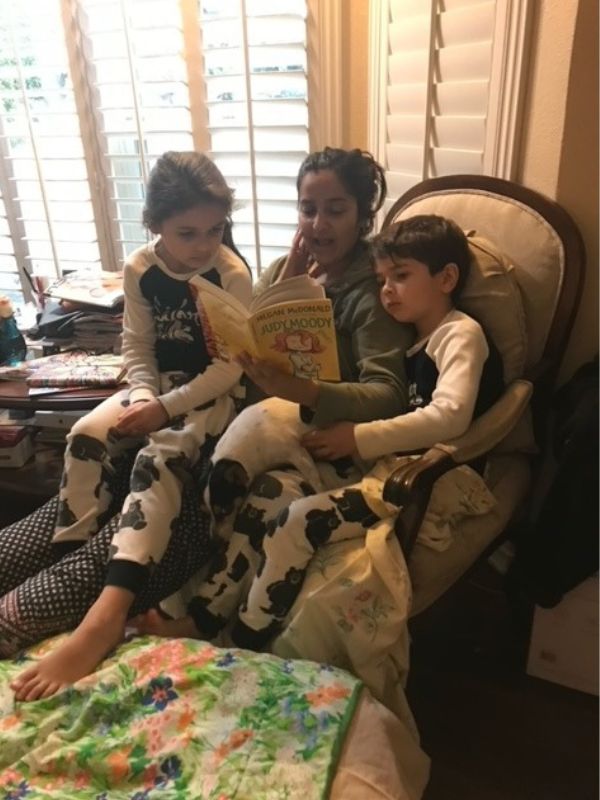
[0,454,215,657]
[187,460,395,649]
[52,384,235,594]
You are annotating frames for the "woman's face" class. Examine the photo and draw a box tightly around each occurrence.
[297,169,360,272]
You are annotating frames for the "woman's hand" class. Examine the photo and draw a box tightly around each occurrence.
[116,398,168,436]
[278,229,313,280]
[237,352,320,408]
[302,422,357,460]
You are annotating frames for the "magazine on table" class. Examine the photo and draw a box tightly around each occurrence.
[190,273,341,381]
[45,270,124,309]
[0,350,126,388]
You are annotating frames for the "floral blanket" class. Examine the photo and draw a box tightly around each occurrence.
[0,635,362,800]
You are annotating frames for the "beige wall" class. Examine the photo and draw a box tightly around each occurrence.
[341,0,369,150]
[342,0,598,382]
[518,0,599,382]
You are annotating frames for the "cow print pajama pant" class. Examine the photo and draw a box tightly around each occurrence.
[188,459,396,649]
[0,453,215,657]
[53,387,234,591]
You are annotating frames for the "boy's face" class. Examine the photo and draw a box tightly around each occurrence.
[375,256,457,337]
[152,203,227,274]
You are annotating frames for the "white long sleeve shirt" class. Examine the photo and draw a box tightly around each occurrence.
[354,309,504,460]
[122,241,252,418]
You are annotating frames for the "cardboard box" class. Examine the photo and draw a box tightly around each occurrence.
[0,432,34,468]
[527,575,599,695]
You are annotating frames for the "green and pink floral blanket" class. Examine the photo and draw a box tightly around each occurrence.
[0,634,362,799]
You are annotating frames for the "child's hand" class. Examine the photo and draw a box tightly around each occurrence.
[237,352,319,407]
[302,422,357,460]
[116,398,168,435]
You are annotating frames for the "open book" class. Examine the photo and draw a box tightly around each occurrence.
[45,270,124,309]
[190,273,341,381]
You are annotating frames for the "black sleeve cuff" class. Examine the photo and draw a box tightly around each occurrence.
[105,559,149,594]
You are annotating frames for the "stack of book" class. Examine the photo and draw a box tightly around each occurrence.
[35,269,125,353]
[0,350,126,393]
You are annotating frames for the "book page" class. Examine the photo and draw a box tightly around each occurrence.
[190,282,257,360]
[250,299,340,381]
[250,273,326,313]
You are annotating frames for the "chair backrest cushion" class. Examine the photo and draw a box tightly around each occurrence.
[460,233,528,383]
[387,189,566,371]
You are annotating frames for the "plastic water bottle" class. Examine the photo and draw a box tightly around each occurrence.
[0,295,27,366]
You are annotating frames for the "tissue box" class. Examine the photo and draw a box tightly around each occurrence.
[527,576,599,695]
[0,427,34,468]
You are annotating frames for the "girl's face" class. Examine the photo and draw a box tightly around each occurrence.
[152,203,227,274]
[297,170,360,273]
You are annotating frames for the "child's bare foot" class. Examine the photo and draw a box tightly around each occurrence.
[130,609,202,640]
[10,585,133,702]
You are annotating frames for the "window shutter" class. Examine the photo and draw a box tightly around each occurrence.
[77,0,194,265]
[200,0,309,275]
[0,0,101,286]
[370,0,532,213]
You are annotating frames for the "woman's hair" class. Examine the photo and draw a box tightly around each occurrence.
[142,151,247,266]
[296,147,387,235]
[372,214,471,302]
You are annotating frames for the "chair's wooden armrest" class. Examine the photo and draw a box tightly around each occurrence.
[432,379,533,464]
[382,446,452,506]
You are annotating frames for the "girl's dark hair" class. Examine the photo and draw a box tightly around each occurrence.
[372,215,471,302]
[142,151,248,267]
[296,147,387,236]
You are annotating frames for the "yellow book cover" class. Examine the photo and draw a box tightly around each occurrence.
[190,273,341,381]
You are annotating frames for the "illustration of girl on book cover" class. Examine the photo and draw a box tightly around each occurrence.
[271,330,325,380]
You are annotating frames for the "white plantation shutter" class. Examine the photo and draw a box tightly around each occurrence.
[77,0,194,264]
[0,0,101,289]
[370,0,532,214]
[0,0,321,302]
[200,0,309,274]
[0,187,22,304]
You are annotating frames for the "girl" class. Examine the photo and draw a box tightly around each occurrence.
[11,151,252,700]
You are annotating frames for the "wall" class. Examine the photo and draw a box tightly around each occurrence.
[518,0,599,382]
[343,0,598,382]
[341,0,369,150]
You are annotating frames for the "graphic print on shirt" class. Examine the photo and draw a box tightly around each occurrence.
[139,264,222,376]
[154,296,196,344]
[406,351,439,412]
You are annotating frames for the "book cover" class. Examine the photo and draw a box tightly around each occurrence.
[0,350,126,388]
[190,274,341,381]
[45,270,124,309]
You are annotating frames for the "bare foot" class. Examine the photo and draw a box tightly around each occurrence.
[10,615,125,702]
[11,586,133,702]
[130,609,202,640]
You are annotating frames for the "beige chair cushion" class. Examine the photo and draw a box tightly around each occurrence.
[460,234,528,384]
[409,454,532,615]
[388,190,565,369]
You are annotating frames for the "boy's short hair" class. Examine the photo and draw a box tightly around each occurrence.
[372,214,471,301]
